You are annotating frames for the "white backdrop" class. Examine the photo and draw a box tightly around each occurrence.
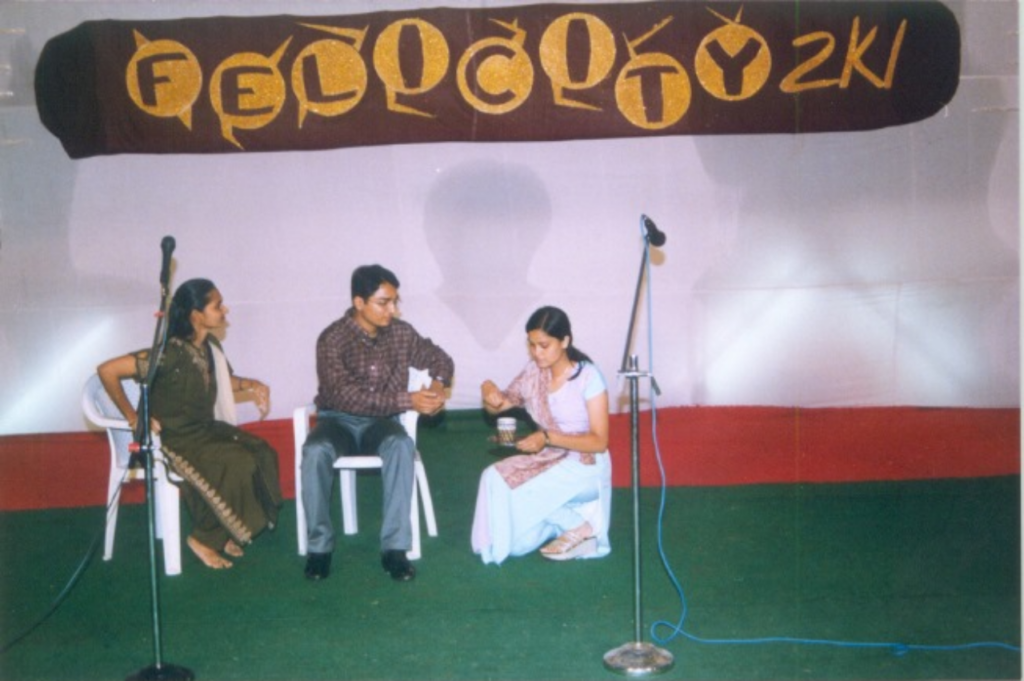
[0,0,1018,435]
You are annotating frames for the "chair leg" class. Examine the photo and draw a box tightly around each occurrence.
[295,460,307,556]
[296,501,308,556]
[339,469,359,535]
[414,459,438,538]
[157,476,182,576]
[153,476,165,541]
[334,455,436,560]
[103,471,122,562]
[407,479,422,561]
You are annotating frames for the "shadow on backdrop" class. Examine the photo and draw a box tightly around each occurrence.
[424,159,552,350]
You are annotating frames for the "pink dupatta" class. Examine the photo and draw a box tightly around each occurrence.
[493,362,595,490]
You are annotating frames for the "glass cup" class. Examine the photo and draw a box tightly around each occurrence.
[497,416,517,447]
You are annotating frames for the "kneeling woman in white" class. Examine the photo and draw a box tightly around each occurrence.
[472,306,612,565]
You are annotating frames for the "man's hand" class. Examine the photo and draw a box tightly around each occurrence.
[410,381,447,415]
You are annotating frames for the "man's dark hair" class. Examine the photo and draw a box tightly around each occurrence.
[351,264,400,301]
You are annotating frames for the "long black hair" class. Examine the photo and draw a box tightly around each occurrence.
[167,278,217,340]
[525,306,592,379]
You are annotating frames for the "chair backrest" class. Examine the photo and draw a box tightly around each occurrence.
[83,374,140,469]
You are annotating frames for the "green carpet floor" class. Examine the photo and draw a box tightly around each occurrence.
[1,413,1020,680]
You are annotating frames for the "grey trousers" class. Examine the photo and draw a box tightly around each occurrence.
[301,410,414,554]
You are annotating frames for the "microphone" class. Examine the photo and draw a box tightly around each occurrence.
[641,215,667,247]
[159,236,175,289]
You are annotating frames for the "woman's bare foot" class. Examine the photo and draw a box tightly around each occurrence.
[223,540,244,558]
[188,535,232,569]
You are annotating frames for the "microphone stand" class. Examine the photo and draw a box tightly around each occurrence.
[127,254,194,681]
[603,219,674,676]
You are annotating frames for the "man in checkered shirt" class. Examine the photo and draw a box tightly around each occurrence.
[301,264,454,582]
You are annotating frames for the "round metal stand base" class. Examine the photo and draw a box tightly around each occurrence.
[126,663,195,681]
[603,641,674,676]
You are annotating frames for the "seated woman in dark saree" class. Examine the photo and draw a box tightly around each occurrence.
[98,278,282,569]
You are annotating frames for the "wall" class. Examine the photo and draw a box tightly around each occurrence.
[0,0,1018,436]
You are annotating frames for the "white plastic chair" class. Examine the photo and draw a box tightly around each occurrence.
[294,368,438,560]
[82,374,183,576]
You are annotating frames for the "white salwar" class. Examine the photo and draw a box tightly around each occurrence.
[472,361,612,565]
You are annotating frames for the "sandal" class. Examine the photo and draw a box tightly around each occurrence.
[540,527,597,561]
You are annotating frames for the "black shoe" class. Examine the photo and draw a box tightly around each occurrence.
[304,552,332,581]
[381,550,416,582]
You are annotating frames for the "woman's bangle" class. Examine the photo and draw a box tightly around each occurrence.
[542,430,550,446]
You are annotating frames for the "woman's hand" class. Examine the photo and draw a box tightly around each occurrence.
[516,430,547,454]
[481,380,506,411]
[250,381,271,420]
[127,416,162,435]
[235,377,271,419]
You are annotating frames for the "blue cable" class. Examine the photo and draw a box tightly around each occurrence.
[632,218,1021,658]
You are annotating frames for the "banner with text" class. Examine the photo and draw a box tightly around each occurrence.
[34,1,960,158]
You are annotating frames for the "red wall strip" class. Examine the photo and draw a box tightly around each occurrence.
[0,407,1017,511]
